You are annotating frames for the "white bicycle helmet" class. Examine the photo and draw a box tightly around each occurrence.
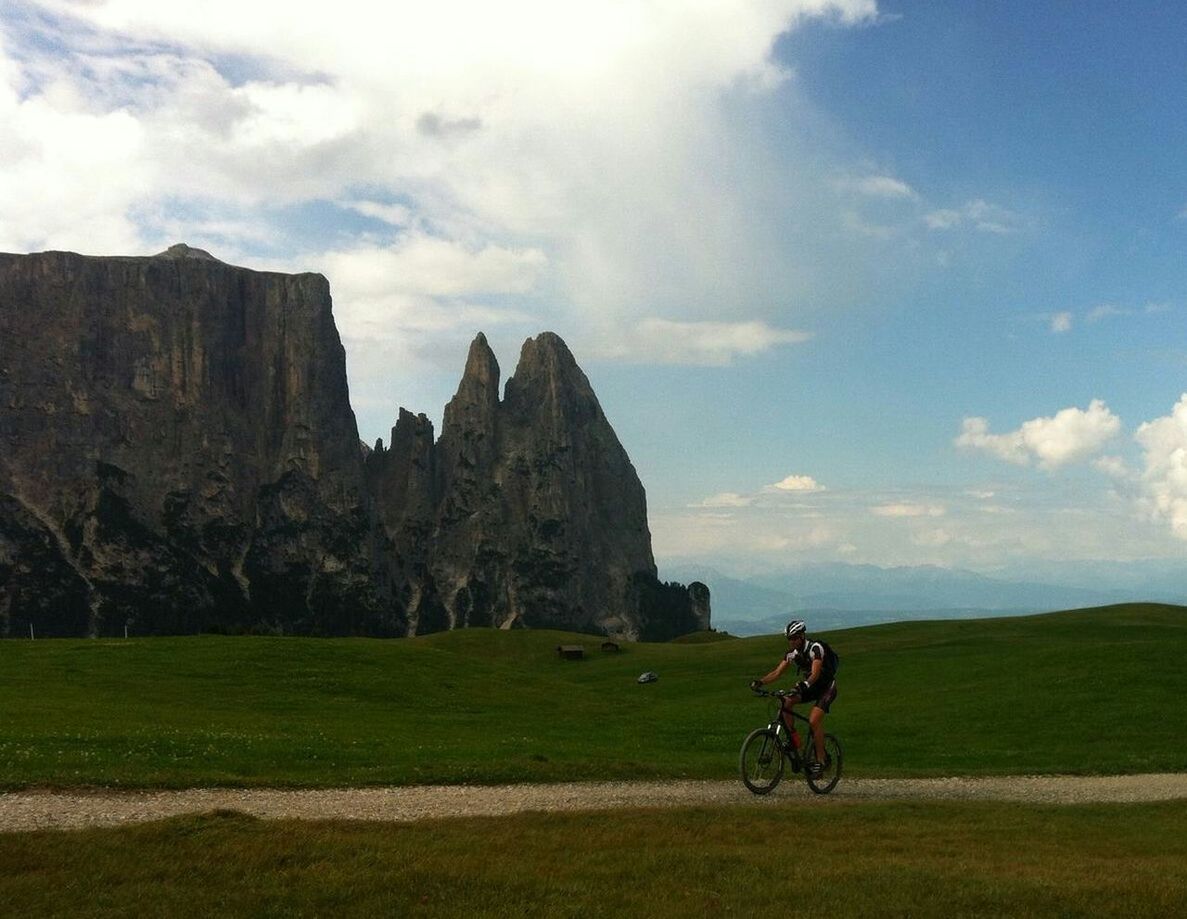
[785,619,806,639]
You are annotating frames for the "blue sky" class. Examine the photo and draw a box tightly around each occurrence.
[2,1,1185,575]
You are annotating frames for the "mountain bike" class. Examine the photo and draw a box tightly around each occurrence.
[740,688,843,795]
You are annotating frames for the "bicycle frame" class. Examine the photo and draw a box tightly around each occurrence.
[757,691,818,769]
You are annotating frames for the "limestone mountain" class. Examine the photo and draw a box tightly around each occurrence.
[0,247,708,639]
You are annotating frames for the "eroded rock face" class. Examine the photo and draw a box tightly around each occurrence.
[421,332,676,637]
[0,248,400,637]
[0,248,708,639]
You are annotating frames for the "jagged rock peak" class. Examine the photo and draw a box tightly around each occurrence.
[153,243,219,261]
[392,407,434,442]
[519,330,576,367]
[441,332,500,440]
[459,332,500,395]
[505,331,599,419]
[513,332,590,386]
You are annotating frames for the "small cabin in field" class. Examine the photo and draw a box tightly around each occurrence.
[556,644,585,660]
[600,641,620,653]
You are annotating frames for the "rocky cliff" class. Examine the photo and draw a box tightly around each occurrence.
[0,246,398,638]
[0,246,708,639]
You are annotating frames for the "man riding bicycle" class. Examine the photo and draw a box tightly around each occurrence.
[750,620,838,778]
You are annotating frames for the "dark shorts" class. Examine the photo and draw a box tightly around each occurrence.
[799,679,837,713]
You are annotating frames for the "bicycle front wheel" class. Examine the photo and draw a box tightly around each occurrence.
[739,728,785,795]
[806,733,843,795]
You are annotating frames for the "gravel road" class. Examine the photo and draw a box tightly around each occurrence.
[4,774,1186,832]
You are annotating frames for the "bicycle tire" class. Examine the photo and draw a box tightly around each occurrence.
[805,733,843,795]
[739,728,785,795]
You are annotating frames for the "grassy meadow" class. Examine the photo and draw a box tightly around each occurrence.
[2,801,1186,917]
[1,603,1185,788]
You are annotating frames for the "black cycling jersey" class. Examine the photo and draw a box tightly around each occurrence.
[785,639,837,686]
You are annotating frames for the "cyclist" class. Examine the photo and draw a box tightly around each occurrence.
[750,620,838,778]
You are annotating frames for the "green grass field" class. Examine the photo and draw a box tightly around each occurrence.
[2,603,1185,788]
[3,801,1185,917]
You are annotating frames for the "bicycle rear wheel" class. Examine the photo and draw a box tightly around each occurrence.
[806,733,843,795]
[739,728,785,795]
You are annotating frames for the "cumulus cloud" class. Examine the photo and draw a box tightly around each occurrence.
[955,400,1121,470]
[3,0,880,272]
[0,30,148,253]
[321,235,547,301]
[1050,311,1073,333]
[1135,393,1187,538]
[1093,455,1133,480]
[769,474,825,492]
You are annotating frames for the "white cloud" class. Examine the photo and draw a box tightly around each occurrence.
[1135,394,1187,539]
[955,399,1121,470]
[3,0,883,403]
[1050,311,1073,333]
[321,235,547,300]
[924,198,1023,234]
[870,503,945,517]
[687,474,824,515]
[1034,303,1168,334]
[849,174,915,198]
[263,236,547,364]
[4,1,880,257]
[924,209,962,230]
[769,474,825,492]
[599,318,812,366]
[697,492,754,508]
[341,200,415,227]
[955,418,1028,465]
[652,473,1186,569]
[0,34,148,253]
[1093,455,1132,480]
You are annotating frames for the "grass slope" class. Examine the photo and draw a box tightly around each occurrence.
[2,802,1186,917]
[1,603,1185,788]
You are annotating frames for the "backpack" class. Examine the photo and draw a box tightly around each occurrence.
[822,641,840,676]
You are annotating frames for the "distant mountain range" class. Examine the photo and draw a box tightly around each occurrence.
[661,560,1187,637]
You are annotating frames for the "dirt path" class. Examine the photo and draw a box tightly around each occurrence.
[4,774,1186,832]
